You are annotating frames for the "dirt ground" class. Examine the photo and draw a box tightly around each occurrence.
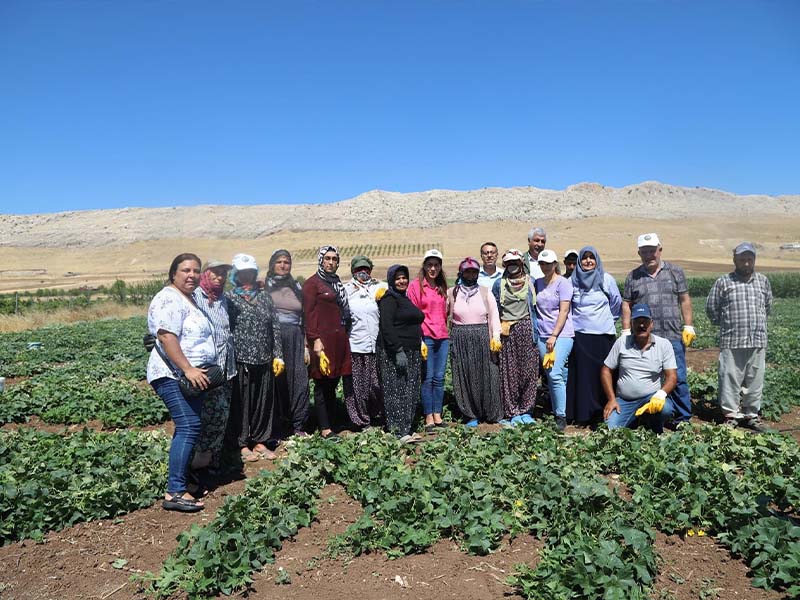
[2,395,799,599]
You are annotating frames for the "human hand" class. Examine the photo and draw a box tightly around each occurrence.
[272,358,285,377]
[304,346,310,366]
[682,325,696,347]
[634,390,667,417]
[603,399,621,420]
[420,342,428,361]
[319,351,331,376]
[546,335,556,353]
[184,366,210,390]
[394,349,408,374]
[313,338,324,357]
[542,351,556,370]
[489,338,502,353]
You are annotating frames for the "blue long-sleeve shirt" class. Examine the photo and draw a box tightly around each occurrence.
[570,272,622,335]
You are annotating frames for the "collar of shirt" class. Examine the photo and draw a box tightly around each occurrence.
[629,333,655,352]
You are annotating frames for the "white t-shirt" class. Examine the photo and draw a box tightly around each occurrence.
[146,287,217,383]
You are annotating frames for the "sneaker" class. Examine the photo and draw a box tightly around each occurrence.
[520,414,535,425]
[465,419,479,428]
[293,430,309,438]
[510,415,525,426]
[554,416,567,431]
[738,417,771,433]
[722,417,739,428]
[498,419,513,428]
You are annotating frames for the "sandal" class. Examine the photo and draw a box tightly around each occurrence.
[162,492,204,513]
[254,444,277,460]
[240,448,260,462]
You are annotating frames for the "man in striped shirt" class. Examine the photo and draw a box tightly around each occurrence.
[706,242,773,432]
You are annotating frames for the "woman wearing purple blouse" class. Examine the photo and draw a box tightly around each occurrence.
[534,249,574,431]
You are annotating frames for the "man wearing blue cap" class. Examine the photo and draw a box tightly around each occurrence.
[621,233,694,426]
[706,242,773,432]
[601,303,678,432]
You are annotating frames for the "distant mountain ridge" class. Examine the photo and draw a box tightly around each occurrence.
[2,181,797,248]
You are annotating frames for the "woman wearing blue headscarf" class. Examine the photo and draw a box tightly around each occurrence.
[566,246,622,426]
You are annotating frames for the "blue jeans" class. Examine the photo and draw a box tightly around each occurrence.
[605,394,675,433]
[422,337,449,416]
[669,339,691,423]
[152,377,204,495]
[537,337,573,418]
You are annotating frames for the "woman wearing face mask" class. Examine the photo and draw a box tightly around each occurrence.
[447,257,502,426]
[407,249,449,432]
[567,246,621,426]
[226,254,285,463]
[265,249,310,438]
[491,249,538,426]
[190,259,236,490]
[534,249,575,431]
[377,264,425,443]
[303,245,352,439]
[343,255,388,429]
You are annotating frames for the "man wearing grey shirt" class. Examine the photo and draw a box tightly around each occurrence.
[706,242,772,432]
[602,303,678,433]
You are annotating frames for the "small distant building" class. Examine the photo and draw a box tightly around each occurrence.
[779,243,800,251]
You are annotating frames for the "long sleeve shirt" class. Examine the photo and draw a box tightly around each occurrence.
[378,294,424,354]
[448,287,501,340]
[225,290,283,365]
[570,272,622,335]
[407,278,449,339]
[706,272,772,349]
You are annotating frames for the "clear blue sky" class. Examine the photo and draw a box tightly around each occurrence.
[1,1,798,214]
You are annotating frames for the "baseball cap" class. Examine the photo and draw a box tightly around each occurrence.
[631,303,652,320]
[733,241,756,256]
[231,253,258,271]
[350,255,373,271]
[423,248,443,262]
[564,249,579,259]
[637,233,661,248]
[203,259,231,272]
[458,257,480,272]
[537,249,558,263]
[502,249,524,265]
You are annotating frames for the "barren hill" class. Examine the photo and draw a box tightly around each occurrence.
[2,181,798,249]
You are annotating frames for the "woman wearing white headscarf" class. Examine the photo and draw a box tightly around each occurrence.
[302,245,352,439]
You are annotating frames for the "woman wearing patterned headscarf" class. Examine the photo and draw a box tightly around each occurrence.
[566,245,622,426]
[491,249,539,426]
[377,264,425,443]
[447,257,502,426]
[226,253,285,463]
[265,249,310,437]
[343,255,387,429]
[302,245,352,439]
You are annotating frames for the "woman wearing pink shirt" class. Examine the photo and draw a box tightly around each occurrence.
[447,258,502,426]
[407,249,449,431]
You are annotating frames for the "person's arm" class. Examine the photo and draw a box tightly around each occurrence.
[764,276,773,316]
[679,293,693,327]
[620,273,633,332]
[606,273,623,320]
[705,279,722,326]
[661,368,677,395]
[601,366,619,419]
[268,296,283,361]
[158,330,210,389]
[547,299,571,352]
[302,278,323,356]
[486,289,501,341]
[378,296,403,354]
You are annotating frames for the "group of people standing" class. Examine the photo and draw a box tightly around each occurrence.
[146,231,773,513]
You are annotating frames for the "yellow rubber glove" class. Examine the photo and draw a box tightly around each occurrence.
[635,390,667,416]
[542,351,556,370]
[420,342,428,361]
[272,358,285,377]
[682,325,696,347]
[374,287,387,301]
[500,321,512,337]
[489,338,502,353]
[319,351,331,376]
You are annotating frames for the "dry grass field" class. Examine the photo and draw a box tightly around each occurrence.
[2,215,799,294]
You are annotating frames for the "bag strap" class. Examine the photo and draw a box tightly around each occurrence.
[153,340,183,379]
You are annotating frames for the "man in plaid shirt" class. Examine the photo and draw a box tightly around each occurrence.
[706,242,773,432]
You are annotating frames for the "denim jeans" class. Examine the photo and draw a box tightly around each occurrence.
[422,337,449,415]
[536,337,573,418]
[152,377,204,494]
[605,393,675,433]
[669,339,691,423]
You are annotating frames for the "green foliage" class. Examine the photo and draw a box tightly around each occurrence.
[0,428,168,544]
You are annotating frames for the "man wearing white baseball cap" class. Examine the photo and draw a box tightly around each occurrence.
[621,233,694,426]
[705,242,772,432]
